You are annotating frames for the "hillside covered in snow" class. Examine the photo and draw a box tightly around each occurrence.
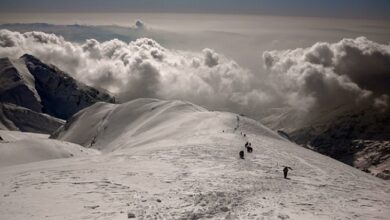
[1,98,389,219]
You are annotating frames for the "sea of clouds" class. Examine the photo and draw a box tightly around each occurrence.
[0,29,270,114]
[1,29,389,124]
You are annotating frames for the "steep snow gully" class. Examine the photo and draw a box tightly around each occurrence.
[0,98,389,220]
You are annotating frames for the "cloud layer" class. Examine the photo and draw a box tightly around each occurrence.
[263,37,390,112]
[0,29,270,116]
[1,29,389,125]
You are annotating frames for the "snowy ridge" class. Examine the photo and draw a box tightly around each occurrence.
[52,98,281,152]
[1,98,389,219]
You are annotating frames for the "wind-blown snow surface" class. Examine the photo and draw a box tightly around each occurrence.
[1,99,389,219]
[0,130,99,167]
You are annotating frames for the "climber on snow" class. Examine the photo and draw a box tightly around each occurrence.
[283,166,293,179]
[239,150,245,159]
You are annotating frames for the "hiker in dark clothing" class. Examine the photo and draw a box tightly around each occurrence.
[247,146,253,153]
[283,166,292,179]
[239,151,245,159]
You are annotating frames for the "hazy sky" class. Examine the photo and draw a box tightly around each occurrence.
[1,0,390,20]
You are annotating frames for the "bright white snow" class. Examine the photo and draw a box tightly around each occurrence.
[0,98,389,219]
[0,130,99,167]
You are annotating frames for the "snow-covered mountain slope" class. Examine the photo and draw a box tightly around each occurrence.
[0,130,99,168]
[0,103,64,133]
[1,99,389,220]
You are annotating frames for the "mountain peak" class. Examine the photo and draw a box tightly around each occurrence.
[20,53,40,63]
[0,54,115,121]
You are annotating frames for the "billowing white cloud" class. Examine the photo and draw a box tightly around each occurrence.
[263,37,390,112]
[0,29,271,116]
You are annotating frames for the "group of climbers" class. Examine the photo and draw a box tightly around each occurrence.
[234,115,292,179]
[239,141,253,159]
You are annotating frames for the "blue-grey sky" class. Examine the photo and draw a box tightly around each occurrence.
[0,0,390,20]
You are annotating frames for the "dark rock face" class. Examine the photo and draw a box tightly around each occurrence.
[289,110,390,180]
[21,54,115,119]
[0,57,42,112]
[0,103,64,134]
[0,54,115,134]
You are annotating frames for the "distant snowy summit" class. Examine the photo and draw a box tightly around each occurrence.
[0,54,115,133]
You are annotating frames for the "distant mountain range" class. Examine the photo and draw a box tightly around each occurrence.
[289,109,390,180]
[263,106,390,180]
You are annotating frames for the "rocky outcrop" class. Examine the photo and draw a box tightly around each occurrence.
[21,54,115,119]
[0,54,115,121]
[0,54,115,134]
[0,57,42,112]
